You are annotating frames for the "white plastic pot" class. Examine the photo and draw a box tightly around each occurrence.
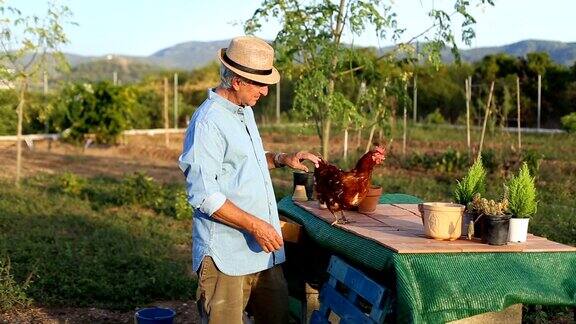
[508,218,530,243]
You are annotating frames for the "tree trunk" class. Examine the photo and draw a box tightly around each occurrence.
[343,127,348,162]
[365,111,381,153]
[15,78,28,188]
[322,117,331,159]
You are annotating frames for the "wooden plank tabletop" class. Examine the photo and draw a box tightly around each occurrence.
[294,200,576,254]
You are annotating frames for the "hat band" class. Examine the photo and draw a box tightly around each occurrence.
[223,52,272,76]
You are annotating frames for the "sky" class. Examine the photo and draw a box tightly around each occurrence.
[10,0,576,57]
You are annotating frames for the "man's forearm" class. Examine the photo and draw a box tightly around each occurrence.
[212,199,260,232]
[265,151,286,170]
[211,199,283,253]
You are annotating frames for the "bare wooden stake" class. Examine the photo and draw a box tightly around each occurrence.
[537,74,541,131]
[174,73,179,129]
[164,77,169,147]
[465,77,471,156]
[276,79,281,124]
[402,82,408,156]
[478,81,495,160]
[516,75,521,151]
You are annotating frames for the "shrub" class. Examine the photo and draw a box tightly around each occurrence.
[453,157,487,206]
[119,172,166,211]
[560,112,576,133]
[58,172,87,196]
[506,162,537,218]
[521,149,544,177]
[0,258,32,312]
[437,148,468,173]
[52,82,135,144]
[174,190,193,220]
[424,108,445,124]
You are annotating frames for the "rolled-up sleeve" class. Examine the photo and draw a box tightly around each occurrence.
[178,121,226,216]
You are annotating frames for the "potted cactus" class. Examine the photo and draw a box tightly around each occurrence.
[469,194,511,245]
[453,157,487,238]
[506,162,537,242]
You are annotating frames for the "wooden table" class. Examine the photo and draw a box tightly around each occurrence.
[294,200,576,253]
[279,197,576,323]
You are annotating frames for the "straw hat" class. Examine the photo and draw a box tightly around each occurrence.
[218,36,280,85]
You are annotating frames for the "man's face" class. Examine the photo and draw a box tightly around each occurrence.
[233,77,269,107]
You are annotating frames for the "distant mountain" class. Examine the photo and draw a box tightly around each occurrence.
[62,39,576,77]
[445,40,576,66]
[148,40,230,70]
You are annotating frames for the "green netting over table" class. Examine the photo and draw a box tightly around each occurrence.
[277,195,576,324]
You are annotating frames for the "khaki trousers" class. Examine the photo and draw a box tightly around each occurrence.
[196,256,289,324]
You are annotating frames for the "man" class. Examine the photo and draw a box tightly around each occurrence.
[179,36,320,324]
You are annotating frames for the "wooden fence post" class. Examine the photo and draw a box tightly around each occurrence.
[478,81,495,160]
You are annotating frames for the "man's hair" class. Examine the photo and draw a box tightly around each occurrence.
[220,65,238,89]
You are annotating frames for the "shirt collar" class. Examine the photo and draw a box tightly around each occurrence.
[208,89,246,115]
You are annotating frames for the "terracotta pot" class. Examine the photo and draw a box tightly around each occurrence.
[358,185,383,213]
[293,171,314,201]
[292,184,308,202]
[418,202,465,241]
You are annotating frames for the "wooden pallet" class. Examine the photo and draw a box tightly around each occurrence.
[310,256,392,324]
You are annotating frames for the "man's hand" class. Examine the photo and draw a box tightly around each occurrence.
[282,151,320,172]
[250,218,284,253]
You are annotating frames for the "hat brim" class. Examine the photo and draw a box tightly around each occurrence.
[218,48,280,85]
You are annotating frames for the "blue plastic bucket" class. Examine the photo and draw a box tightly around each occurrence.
[134,307,176,324]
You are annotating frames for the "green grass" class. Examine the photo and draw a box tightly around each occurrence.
[0,174,195,310]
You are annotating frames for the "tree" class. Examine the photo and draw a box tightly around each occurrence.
[0,1,73,187]
[246,0,494,159]
[52,82,136,144]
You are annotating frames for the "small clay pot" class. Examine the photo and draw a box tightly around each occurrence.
[358,185,383,213]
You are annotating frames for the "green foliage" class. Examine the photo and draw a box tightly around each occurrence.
[560,112,576,133]
[0,175,194,309]
[521,149,544,177]
[119,172,166,210]
[480,149,499,173]
[507,162,537,218]
[174,190,193,220]
[424,108,446,125]
[0,258,32,312]
[58,171,86,196]
[52,82,135,144]
[245,0,489,158]
[453,157,487,206]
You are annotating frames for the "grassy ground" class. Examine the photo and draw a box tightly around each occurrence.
[0,173,194,312]
[0,124,574,322]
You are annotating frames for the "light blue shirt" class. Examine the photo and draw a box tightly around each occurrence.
[178,89,285,276]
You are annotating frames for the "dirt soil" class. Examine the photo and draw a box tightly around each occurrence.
[0,132,317,323]
[0,300,199,324]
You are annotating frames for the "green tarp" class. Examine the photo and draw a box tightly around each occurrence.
[278,195,576,323]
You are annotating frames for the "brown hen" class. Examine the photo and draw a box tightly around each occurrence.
[314,146,386,225]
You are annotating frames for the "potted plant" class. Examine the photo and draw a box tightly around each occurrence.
[469,194,511,245]
[453,157,487,238]
[506,162,537,242]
